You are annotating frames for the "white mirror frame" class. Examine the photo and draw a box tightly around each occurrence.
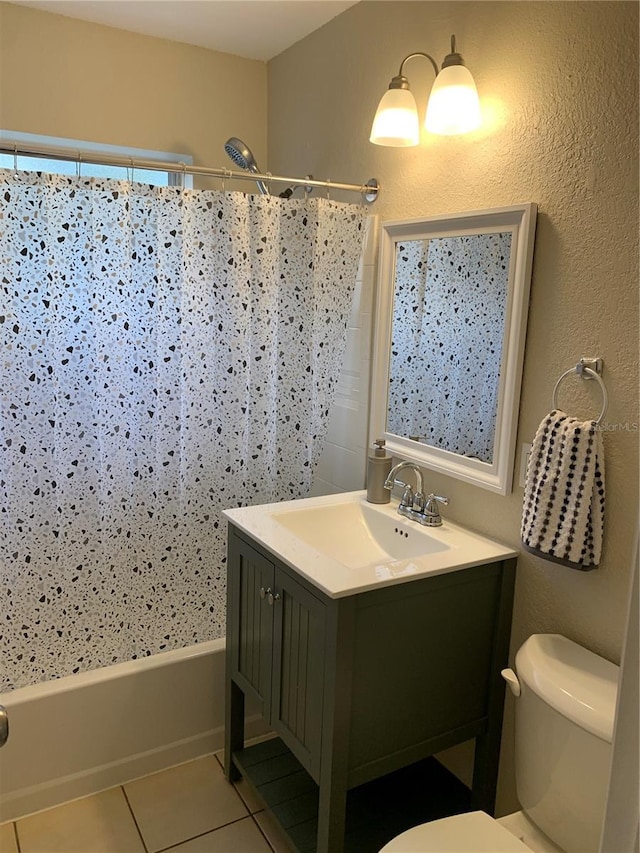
[370,203,537,495]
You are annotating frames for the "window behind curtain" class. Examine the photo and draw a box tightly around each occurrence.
[0,131,193,187]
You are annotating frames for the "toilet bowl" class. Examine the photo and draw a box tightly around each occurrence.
[380,810,530,852]
[380,634,619,853]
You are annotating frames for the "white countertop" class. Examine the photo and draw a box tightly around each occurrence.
[223,490,518,599]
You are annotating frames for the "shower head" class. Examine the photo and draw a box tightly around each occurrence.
[224,137,258,171]
[224,137,268,195]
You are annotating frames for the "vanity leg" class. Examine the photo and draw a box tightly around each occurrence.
[224,678,244,782]
[317,777,348,853]
[471,731,499,814]
[316,598,356,853]
[471,558,517,815]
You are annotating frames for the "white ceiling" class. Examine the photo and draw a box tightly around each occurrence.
[9,0,359,61]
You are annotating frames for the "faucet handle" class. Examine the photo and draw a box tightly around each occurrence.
[416,493,449,527]
[426,493,449,509]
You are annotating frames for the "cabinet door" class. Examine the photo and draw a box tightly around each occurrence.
[271,568,326,780]
[228,536,275,716]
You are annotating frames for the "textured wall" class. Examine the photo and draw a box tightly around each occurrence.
[0,2,267,191]
[268,0,639,811]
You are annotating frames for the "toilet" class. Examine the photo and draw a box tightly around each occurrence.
[380,634,619,853]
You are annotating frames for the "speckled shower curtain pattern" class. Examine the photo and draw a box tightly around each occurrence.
[0,170,364,690]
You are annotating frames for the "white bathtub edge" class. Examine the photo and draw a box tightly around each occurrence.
[0,712,268,823]
[2,638,226,705]
[0,639,269,823]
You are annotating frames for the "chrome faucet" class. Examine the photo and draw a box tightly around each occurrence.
[384,461,449,527]
[384,461,424,519]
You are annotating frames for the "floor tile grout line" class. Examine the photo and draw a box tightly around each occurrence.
[235,788,263,816]
[251,813,281,853]
[220,749,298,852]
[120,784,150,853]
[215,749,264,816]
[12,821,21,853]
[153,815,258,853]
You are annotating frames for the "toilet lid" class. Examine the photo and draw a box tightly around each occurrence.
[379,811,531,852]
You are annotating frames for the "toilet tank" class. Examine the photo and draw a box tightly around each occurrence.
[514,634,619,853]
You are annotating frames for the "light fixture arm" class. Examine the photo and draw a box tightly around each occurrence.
[396,51,440,82]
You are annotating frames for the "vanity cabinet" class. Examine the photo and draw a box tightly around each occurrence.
[226,535,326,779]
[225,524,516,853]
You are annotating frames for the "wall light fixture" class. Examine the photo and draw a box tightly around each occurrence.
[370,35,481,146]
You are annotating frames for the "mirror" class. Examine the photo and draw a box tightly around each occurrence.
[370,204,537,494]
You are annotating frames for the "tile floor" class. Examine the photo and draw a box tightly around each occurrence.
[0,752,294,853]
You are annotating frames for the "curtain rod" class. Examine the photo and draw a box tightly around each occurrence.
[0,140,380,204]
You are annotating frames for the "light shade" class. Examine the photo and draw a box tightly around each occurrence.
[425,63,481,135]
[370,86,420,147]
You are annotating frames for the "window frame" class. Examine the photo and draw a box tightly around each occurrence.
[0,130,193,188]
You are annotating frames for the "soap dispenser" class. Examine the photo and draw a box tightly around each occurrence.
[367,439,392,504]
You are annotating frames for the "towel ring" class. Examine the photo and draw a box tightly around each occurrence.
[552,364,608,425]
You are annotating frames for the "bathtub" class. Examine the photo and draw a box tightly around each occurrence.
[0,638,267,822]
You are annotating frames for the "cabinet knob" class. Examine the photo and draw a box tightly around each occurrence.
[267,591,280,606]
[259,586,270,600]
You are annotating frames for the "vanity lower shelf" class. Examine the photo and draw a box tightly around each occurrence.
[232,736,471,853]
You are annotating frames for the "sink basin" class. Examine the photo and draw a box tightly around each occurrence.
[223,490,518,598]
[271,500,449,569]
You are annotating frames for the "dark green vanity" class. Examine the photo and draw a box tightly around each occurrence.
[224,515,516,853]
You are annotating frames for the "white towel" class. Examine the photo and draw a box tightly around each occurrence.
[521,410,605,570]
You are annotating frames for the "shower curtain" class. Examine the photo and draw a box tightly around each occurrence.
[0,170,364,690]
